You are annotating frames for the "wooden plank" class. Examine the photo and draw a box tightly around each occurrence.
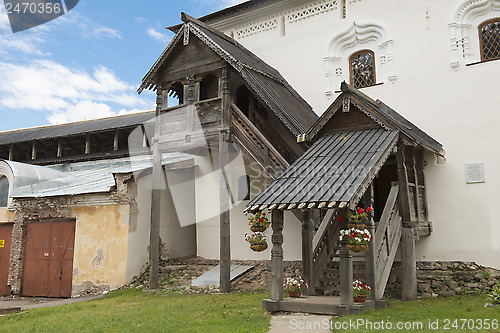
[375,214,401,299]
[374,184,399,253]
[401,226,417,301]
[312,209,336,253]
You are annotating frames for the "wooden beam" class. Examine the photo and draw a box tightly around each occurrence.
[259,205,267,211]
[298,203,307,210]
[149,85,168,290]
[288,203,296,210]
[278,203,287,210]
[338,208,353,307]
[270,209,284,301]
[219,65,231,294]
[31,140,37,160]
[401,227,417,301]
[85,134,90,154]
[269,204,277,211]
[307,203,316,209]
[114,129,120,151]
[339,202,347,208]
[57,139,62,158]
[9,143,13,161]
[363,184,376,300]
[318,202,327,209]
[301,211,314,295]
[328,202,336,209]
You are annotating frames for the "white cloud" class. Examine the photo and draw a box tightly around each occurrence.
[134,16,146,24]
[146,27,170,43]
[0,59,151,124]
[57,11,122,39]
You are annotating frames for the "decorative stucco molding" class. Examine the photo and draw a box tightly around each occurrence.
[449,0,500,69]
[233,0,338,39]
[324,20,395,97]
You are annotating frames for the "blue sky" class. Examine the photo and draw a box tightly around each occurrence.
[0,0,245,131]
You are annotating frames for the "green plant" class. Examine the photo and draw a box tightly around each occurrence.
[283,277,307,293]
[245,210,270,228]
[244,232,267,245]
[349,206,373,224]
[353,279,372,297]
[488,282,500,305]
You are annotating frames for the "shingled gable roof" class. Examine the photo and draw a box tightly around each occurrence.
[305,82,443,155]
[138,13,318,136]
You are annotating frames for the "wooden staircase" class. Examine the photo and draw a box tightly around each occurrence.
[312,183,403,299]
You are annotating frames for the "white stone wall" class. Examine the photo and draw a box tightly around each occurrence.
[205,0,500,269]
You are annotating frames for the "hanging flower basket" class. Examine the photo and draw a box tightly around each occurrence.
[245,210,270,232]
[245,233,268,252]
[346,207,373,230]
[346,244,369,253]
[347,222,366,230]
[340,228,373,253]
[250,225,266,232]
[250,243,268,252]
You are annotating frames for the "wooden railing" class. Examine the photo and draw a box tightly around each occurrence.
[231,103,289,181]
[311,209,341,290]
[157,98,223,150]
[374,183,402,299]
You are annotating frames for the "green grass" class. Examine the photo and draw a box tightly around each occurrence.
[331,295,500,332]
[0,289,271,332]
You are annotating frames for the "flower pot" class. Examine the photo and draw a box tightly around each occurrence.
[354,295,367,302]
[346,244,368,253]
[250,243,268,252]
[347,223,366,230]
[250,225,266,232]
[288,291,301,298]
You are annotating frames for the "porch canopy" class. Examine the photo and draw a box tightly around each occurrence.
[247,128,398,212]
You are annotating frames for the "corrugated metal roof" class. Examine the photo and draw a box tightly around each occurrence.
[0,111,155,146]
[139,17,317,136]
[248,129,399,209]
[4,153,192,198]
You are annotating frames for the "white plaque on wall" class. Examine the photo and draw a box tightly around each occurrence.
[465,163,485,184]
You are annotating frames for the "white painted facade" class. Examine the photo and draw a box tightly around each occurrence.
[198,0,500,269]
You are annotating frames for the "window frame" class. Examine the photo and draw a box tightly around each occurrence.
[479,18,500,62]
[349,49,377,89]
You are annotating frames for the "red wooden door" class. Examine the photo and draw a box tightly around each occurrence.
[0,223,13,295]
[22,221,75,298]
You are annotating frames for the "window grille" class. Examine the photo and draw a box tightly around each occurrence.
[349,50,376,88]
[480,19,500,61]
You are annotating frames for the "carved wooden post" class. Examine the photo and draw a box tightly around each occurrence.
[113,129,119,151]
[85,134,90,154]
[149,84,167,289]
[219,66,231,293]
[271,209,284,301]
[8,143,13,161]
[301,210,314,295]
[31,140,37,160]
[339,207,353,308]
[57,139,62,158]
[396,143,417,301]
[363,184,377,300]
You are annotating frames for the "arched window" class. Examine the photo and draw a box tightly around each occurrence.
[349,50,376,89]
[168,82,184,106]
[199,74,218,100]
[479,18,500,61]
[0,176,9,207]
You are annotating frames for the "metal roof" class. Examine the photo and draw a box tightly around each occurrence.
[139,15,318,136]
[248,128,399,210]
[0,111,155,146]
[2,153,192,198]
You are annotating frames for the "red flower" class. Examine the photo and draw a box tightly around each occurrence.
[358,208,364,214]
[259,218,264,223]
[262,213,266,215]
[337,217,343,222]
[367,207,372,213]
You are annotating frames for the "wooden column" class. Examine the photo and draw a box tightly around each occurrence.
[149,84,167,289]
[339,207,353,307]
[9,143,13,161]
[363,184,377,300]
[85,134,90,154]
[31,140,37,160]
[219,66,231,293]
[271,209,284,301]
[396,143,417,301]
[57,139,62,158]
[301,210,314,295]
[113,129,119,151]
